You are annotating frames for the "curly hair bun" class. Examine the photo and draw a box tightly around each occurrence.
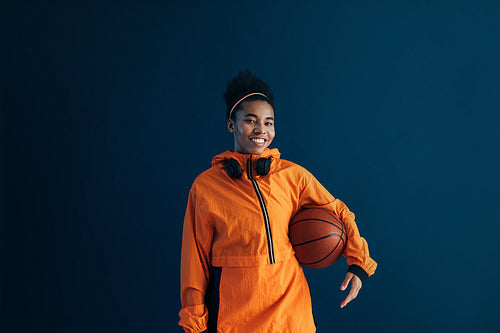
[224,70,274,120]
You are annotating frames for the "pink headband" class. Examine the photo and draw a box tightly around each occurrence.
[228,92,268,120]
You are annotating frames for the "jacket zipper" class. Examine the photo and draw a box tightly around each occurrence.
[247,156,275,264]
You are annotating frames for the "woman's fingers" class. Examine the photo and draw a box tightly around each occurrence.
[340,272,353,291]
[340,272,362,308]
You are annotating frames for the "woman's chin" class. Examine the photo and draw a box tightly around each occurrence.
[235,144,268,155]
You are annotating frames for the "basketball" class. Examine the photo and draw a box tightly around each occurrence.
[289,208,347,269]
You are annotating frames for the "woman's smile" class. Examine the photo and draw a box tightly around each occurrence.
[250,136,267,145]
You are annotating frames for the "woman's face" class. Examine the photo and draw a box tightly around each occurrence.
[227,100,275,155]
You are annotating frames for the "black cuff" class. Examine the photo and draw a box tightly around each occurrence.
[347,264,369,283]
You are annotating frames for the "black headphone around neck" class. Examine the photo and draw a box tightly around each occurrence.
[225,158,271,178]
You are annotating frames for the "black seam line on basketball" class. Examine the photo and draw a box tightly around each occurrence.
[321,209,343,224]
[291,209,342,226]
[301,236,346,265]
[289,218,343,231]
[307,210,348,245]
[247,155,275,265]
[292,233,341,247]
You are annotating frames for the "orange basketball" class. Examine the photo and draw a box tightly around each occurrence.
[289,208,347,269]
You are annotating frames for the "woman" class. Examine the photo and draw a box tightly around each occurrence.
[179,71,377,332]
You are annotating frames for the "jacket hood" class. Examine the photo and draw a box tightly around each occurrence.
[211,148,281,167]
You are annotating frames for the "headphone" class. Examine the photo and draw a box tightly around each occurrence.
[225,158,271,178]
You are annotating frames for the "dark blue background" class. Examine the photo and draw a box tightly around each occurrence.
[3,1,500,332]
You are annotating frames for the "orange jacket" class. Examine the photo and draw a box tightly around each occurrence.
[179,148,377,332]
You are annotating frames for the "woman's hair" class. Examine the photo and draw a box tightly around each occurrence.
[224,70,274,121]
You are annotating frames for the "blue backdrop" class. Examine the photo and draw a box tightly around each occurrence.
[3,1,500,332]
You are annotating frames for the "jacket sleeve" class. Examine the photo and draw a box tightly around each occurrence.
[179,187,213,333]
[297,168,377,279]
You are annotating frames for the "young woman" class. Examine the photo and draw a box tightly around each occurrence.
[179,71,377,333]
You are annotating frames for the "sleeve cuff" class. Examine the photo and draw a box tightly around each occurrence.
[347,264,369,283]
[178,304,208,332]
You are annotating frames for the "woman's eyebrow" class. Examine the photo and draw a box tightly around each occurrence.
[244,113,274,121]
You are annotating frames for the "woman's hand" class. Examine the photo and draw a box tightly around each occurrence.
[340,272,362,308]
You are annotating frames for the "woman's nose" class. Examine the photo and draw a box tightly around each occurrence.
[254,125,265,133]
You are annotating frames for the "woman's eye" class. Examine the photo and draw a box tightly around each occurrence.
[245,119,255,123]
[266,122,273,126]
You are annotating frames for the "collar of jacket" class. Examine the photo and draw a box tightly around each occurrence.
[211,148,281,174]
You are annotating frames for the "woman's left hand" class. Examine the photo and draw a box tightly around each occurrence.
[340,272,362,308]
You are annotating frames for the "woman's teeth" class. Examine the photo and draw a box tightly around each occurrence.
[251,138,265,143]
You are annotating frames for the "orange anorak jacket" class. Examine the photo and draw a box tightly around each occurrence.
[179,148,377,332]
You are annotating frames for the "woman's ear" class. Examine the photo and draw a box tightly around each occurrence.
[227,118,235,133]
